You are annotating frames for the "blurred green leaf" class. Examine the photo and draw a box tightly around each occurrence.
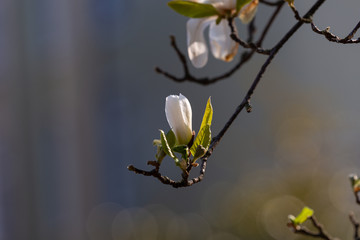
[236,0,252,11]
[292,207,314,225]
[215,15,222,25]
[153,139,161,146]
[168,1,219,18]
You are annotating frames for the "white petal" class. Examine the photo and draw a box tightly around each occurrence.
[209,19,238,62]
[178,93,192,133]
[239,0,259,24]
[165,95,182,132]
[187,18,213,68]
[165,94,193,145]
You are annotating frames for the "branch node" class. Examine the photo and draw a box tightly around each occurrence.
[291,215,335,240]
[310,20,360,44]
[228,18,271,55]
[127,165,135,171]
[246,101,253,113]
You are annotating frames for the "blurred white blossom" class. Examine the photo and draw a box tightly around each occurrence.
[187,0,259,68]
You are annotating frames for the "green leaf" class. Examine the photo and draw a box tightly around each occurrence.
[215,15,222,25]
[168,1,219,18]
[201,125,211,149]
[166,130,176,148]
[153,139,165,163]
[179,159,188,171]
[190,124,211,157]
[153,139,161,146]
[199,97,213,136]
[236,0,252,11]
[190,97,213,156]
[173,145,189,161]
[292,207,314,225]
[192,144,207,162]
[155,145,166,163]
[173,145,188,154]
[160,130,179,164]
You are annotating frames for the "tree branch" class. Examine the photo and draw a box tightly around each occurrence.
[208,0,326,150]
[127,157,207,188]
[259,0,283,6]
[247,18,256,43]
[354,191,360,205]
[129,0,326,188]
[310,21,360,44]
[287,2,312,23]
[228,18,271,55]
[291,216,335,240]
[286,2,360,44]
[155,2,284,85]
[349,212,360,240]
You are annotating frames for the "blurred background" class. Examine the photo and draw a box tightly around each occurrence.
[1,0,360,239]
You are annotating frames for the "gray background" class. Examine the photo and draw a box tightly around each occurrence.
[1,0,360,239]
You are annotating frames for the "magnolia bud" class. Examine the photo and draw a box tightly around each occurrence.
[165,94,193,145]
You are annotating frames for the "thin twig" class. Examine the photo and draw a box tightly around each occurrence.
[257,2,284,45]
[247,18,256,43]
[228,18,271,55]
[349,212,360,240]
[209,0,326,150]
[154,35,200,83]
[292,216,334,240]
[155,2,284,85]
[345,20,360,40]
[355,191,360,205]
[259,0,283,6]
[130,0,326,188]
[127,156,207,188]
[287,2,312,23]
[311,21,360,44]
[287,2,360,43]
[128,0,325,188]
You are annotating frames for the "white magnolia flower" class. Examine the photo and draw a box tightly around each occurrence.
[187,0,259,68]
[165,94,193,145]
